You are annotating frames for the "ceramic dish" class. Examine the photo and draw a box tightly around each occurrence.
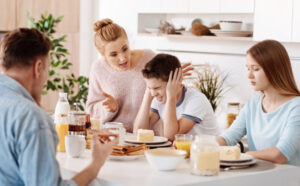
[144,28,159,33]
[125,135,168,144]
[221,153,254,163]
[210,29,252,37]
[220,158,256,167]
[108,154,144,161]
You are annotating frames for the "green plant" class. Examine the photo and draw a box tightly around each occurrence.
[27,12,89,111]
[193,65,229,112]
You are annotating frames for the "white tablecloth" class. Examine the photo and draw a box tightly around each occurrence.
[57,151,300,186]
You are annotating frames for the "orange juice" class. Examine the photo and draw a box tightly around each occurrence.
[55,123,69,152]
[174,140,192,158]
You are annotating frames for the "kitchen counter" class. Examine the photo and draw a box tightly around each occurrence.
[57,150,300,186]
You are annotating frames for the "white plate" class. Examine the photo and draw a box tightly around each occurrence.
[125,135,168,144]
[147,141,172,148]
[144,28,159,33]
[210,29,252,37]
[108,154,144,161]
[220,158,256,167]
[221,153,254,163]
[124,141,172,148]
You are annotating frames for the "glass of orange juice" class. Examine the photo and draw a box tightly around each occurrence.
[173,134,193,158]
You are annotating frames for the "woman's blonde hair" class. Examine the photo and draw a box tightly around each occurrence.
[93,18,127,54]
[247,40,300,96]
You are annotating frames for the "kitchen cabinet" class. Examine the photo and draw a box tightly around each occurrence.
[189,0,219,13]
[162,0,189,13]
[219,0,254,13]
[253,0,293,42]
[138,0,254,14]
[292,0,300,42]
[0,0,16,31]
[137,0,164,13]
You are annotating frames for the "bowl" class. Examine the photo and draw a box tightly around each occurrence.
[219,21,242,31]
[145,148,186,171]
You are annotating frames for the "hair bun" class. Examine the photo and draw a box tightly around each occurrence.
[94,18,113,32]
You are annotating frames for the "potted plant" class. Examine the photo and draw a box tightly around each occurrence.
[27,12,89,111]
[190,64,229,112]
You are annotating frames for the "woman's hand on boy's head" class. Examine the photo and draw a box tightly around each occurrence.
[181,62,194,77]
[166,68,183,100]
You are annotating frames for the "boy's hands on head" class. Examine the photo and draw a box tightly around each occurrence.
[101,92,118,113]
[166,68,183,101]
[145,87,154,100]
[181,62,194,77]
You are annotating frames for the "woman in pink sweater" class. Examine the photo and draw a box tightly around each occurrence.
[87,19,192,132]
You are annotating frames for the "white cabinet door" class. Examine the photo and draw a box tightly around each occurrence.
[189,0,219,13]
[137,0,163,13]
[292,0,300,42]
[162,0,189,13]
[253,0,293,42]
[220,0,254,13]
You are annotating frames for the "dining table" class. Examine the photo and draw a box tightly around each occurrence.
[57,149,300,186]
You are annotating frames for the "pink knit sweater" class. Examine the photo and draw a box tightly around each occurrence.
[86,50,156,132]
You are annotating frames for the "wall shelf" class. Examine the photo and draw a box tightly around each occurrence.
[138,33,254,42]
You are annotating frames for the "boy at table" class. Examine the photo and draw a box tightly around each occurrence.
[134,54,219,140]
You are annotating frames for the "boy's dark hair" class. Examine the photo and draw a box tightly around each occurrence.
[0,28,52,70]
[142,53,181,82]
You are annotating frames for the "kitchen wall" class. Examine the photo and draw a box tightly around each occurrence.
[0,0,80,112]
[91,0,300,114]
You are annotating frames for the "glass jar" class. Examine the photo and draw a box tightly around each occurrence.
[190,135,220,176]
[68,111,86,136]
[104,122,126,145]
[226,102,240,128]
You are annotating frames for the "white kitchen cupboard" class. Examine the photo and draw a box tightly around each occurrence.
[162,0,189,13]
[253,0,294,42]
[189,0,219,13]
[137,0,163,13]
[292,0,300,42]
[137,0,254,14]
[219,0,254,13]
[137,0,188,13]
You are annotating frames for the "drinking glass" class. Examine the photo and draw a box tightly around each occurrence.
[173,134,193,158]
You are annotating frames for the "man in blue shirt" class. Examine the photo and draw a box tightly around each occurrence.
[0,28,118,186]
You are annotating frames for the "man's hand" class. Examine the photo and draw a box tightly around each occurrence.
[101,92,118,113]
[166,68,183,101]
[90,129,119,167]
[181,62,194,77]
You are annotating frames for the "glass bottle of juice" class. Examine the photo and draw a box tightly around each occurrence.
[226,102,240,127]
[54,92,70,152]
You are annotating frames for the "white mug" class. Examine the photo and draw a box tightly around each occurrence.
[65,135,86,158]
[104,122,126,145]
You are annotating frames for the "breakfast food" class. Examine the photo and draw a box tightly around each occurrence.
[219,146,241,160]
[111,144,147,156]
[137,129,154,142]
